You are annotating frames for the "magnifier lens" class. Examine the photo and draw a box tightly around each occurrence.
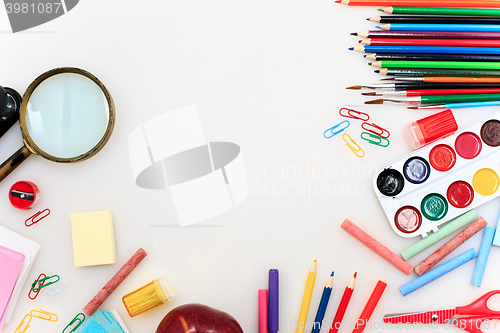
[26,73,110,159]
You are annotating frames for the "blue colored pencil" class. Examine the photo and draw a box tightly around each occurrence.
[379,23,500,32]
[350,45,500,54]
[311,272,334,333]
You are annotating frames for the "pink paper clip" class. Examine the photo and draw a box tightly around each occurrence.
[25,209,50,227]
[28,273,46,300]
[339,107,370,121]
[362,122,390,138]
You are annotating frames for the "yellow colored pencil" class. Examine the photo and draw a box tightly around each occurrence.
[296,260,318,333]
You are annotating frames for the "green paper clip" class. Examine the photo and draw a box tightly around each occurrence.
[361,132,389,147]
[31,274,59,291]
[62,313,85,333]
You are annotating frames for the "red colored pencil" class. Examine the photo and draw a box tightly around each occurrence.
[329,273,357,333]
[364,88,500,96]
[336,0,500,7]
[361,38,500,47]
[385,77,500,83]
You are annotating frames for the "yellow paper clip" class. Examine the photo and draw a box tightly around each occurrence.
[30,309,58,322]
[342,133,365,158]
[14,314,32,333]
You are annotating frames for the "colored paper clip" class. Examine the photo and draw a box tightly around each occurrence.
[28,273,46,300]
[361,122,390,138]
[25,208,50,227]
[324,120,350,138]
[63,313,85,333]
[14,314,32,333]
[339,107,370,121]
[30,309,58,322]
[342,133,365,158]
[361,132,390,147]
[43,280,68,300]
[31,274,59,291]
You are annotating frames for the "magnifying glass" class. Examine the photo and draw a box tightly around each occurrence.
[0,67,115,182]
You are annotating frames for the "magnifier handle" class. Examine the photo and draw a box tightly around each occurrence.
[0,146,32,183]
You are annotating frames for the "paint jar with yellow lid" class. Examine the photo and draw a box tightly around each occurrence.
[122,278,175,317]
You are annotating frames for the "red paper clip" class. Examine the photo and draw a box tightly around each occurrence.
[361,122,390,138]
[25,209,50,227]
[28,273,46,300]
[339,107,370,121]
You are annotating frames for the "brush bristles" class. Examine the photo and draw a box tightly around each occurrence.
[346,85,361,90]
[380,78,395,81]
[407,106,419,109]
[365,99,384,104]
[361,92,377,96]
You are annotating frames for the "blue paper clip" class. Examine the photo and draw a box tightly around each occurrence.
[324,120,350,138]
[63,313,85,333]
[361,132,390,147]
[342,133,365,158]
[43,281,68,300]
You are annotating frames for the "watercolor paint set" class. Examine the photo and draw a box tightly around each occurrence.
[372,110,500,238]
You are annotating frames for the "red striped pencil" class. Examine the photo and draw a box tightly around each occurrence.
[329,273,357,333]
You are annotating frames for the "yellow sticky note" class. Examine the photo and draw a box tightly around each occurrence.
[71,210,116,267]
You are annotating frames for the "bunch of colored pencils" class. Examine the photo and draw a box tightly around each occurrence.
[340,0,500,109]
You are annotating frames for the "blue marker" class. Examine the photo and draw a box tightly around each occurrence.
[350,45,500,55]
[472,226,496,287]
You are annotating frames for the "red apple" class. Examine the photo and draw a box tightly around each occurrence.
[156,303,244,333]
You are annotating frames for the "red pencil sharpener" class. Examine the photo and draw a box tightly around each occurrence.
[9,181,39,209]
[405,109,458,150]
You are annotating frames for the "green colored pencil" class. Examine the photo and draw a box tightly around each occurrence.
[380,7,500,16]
[367,93,500,104]
[370,60,500,70]
[376,68,500,76]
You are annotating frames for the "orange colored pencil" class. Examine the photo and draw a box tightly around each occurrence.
[336,0,500,7]
[329,273,357,333]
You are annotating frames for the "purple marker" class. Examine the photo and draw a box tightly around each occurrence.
[268,269,279,333]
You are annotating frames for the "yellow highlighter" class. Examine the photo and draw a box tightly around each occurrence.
[122,278,175,317]
[296,260,317,333]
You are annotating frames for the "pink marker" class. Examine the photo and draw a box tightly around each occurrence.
[259,289,268,333]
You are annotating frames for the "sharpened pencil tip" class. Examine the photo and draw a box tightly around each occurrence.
[335,0,341,3]
[366,18,370,20]
[363,54,367,58]
[408,106,418,109]
[350,32,357,36]
[374,70,380,73]
[375,25,381,29]
[361,92,377,96]
[348,47,354,50]
[377,8,383,11]
[346,85,361,90]
[331,271,334,276]
[354,272,357,278]
[368,62,373,66]
[365,99,384,104]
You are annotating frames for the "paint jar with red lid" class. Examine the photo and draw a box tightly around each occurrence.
[405,109,458,149]
[9,181,39,209]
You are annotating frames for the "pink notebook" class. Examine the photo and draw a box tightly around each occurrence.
[0,247,24,330]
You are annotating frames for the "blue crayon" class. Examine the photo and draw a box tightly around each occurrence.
[471,226,496,287]
[351,46,500,55]
[492,209,500,247]
[379,24,500,32]
[399,248,477,296]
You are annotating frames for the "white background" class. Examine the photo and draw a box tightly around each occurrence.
[1,1,500,332]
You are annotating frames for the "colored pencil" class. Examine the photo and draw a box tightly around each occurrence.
[365,93,500,104]
[361,38,500,47]
[382,76,500,82]
[369,16,500,24]
[269,269,279,333]
[295,260,317,333]
[370,60,500,70]
[352,281,387,333]
[329,273,357,333]
[258,290,268,333]
[378,23,500,32]
[362,88,500,96]
[353,30,500,39]
[311,272,334,333]
[365,54,500,62]
[408,100,500,109]
[337,0,500,7]
[351,45,500,54]
[376,68,500,76]
[347,82,500,90]
[380,7,500,16]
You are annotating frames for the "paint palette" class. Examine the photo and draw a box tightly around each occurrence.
[373,111,500,238]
